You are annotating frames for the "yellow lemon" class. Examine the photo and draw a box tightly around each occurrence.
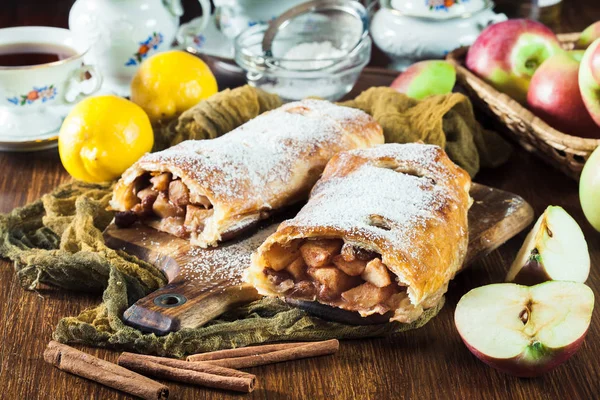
[58,95,154,183]
[131,50,218,122]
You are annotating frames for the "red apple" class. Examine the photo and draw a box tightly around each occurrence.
[390,60,456,100]
[527,51,600,138]
[579,38,600,127]
[466,19,563,104]
[577,21,600,49]
[455,281,594,378]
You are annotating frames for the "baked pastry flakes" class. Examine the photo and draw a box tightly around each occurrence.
[245,143,472,323]
[110,99,383,247]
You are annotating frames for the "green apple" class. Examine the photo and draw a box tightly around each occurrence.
[506,206,590,285]
[466,19,563,104]
[455,281,594,378]
[390,60,456,100]
[580,145,600,231]
[577,21,600,49]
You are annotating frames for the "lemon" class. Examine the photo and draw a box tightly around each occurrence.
[131,50,218,123]
[58,95,154,183]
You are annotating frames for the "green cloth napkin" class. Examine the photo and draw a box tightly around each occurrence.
[0,181,442,357]
[339,87,512,177]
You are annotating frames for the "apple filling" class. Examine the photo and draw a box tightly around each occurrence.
[261,238,424,321]
[114,172,213,238]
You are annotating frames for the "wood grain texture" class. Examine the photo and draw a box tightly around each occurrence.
[0,2,600,399]
[103,184,533,334]
[104,223,275,335]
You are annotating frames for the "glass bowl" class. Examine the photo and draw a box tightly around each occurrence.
[234,19,371,102]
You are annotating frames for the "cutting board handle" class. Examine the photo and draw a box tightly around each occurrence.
[123,280,261,335]
[104,225,262,335]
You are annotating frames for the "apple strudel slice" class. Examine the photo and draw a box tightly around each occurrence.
[109,99,383,247]
[245,143,472,323]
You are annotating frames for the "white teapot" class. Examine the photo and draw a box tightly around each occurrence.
[69,0,211,96]
[371,0,507,70]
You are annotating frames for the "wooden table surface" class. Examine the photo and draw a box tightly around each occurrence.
[2,1,600,399]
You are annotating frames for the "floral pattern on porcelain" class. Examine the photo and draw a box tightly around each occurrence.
[193,34,206,48]
[125,32,164,66]
[7,85,58,106]
[247,16,275,27]
[427,0,466,12]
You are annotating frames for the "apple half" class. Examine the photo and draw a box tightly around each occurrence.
[455,281,594,377]
[505,206,590,285]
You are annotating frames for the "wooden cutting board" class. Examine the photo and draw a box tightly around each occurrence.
[103,183,534,335]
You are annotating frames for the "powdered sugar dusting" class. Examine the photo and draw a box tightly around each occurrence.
[285,144,458,261]
[139,99,378,206]
[350,142,440,165]
[182,225,277,287]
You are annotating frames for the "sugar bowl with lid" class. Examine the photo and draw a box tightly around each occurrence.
[371,0,507,70]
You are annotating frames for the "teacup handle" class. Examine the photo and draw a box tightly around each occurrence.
[175,0,212,46]
[64,65,103,103]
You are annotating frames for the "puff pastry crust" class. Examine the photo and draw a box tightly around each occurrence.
[109,99,383,247]
[245,143,472,323]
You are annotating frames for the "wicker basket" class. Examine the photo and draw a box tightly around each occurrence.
[446,33,600,180]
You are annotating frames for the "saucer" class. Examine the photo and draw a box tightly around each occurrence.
[0,104,70,152]
[182,16,235,60]
[0,129,59,152]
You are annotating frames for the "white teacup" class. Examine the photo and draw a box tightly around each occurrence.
[0,26,102,142]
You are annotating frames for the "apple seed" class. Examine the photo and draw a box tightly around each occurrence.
[519,308,529,324]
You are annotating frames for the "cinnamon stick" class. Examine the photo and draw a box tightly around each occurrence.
[44,341,169,400]
[120,352,256,380]
[196,339,340,369]
[187,341,303,362]
[117,353,255,393]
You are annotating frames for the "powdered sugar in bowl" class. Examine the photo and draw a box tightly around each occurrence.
[234,1,371,102]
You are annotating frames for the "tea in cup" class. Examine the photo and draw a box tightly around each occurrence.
[0,26,102,145]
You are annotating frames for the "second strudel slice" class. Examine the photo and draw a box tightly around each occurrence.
[245,143,472,323]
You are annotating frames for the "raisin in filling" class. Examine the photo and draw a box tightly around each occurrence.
[116,172,213,237]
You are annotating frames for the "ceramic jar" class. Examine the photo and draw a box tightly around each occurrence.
[69,0,211,96]
[371,0,507,70]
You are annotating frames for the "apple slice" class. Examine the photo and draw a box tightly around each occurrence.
[505,206,589,285]
[455,281,594,377]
